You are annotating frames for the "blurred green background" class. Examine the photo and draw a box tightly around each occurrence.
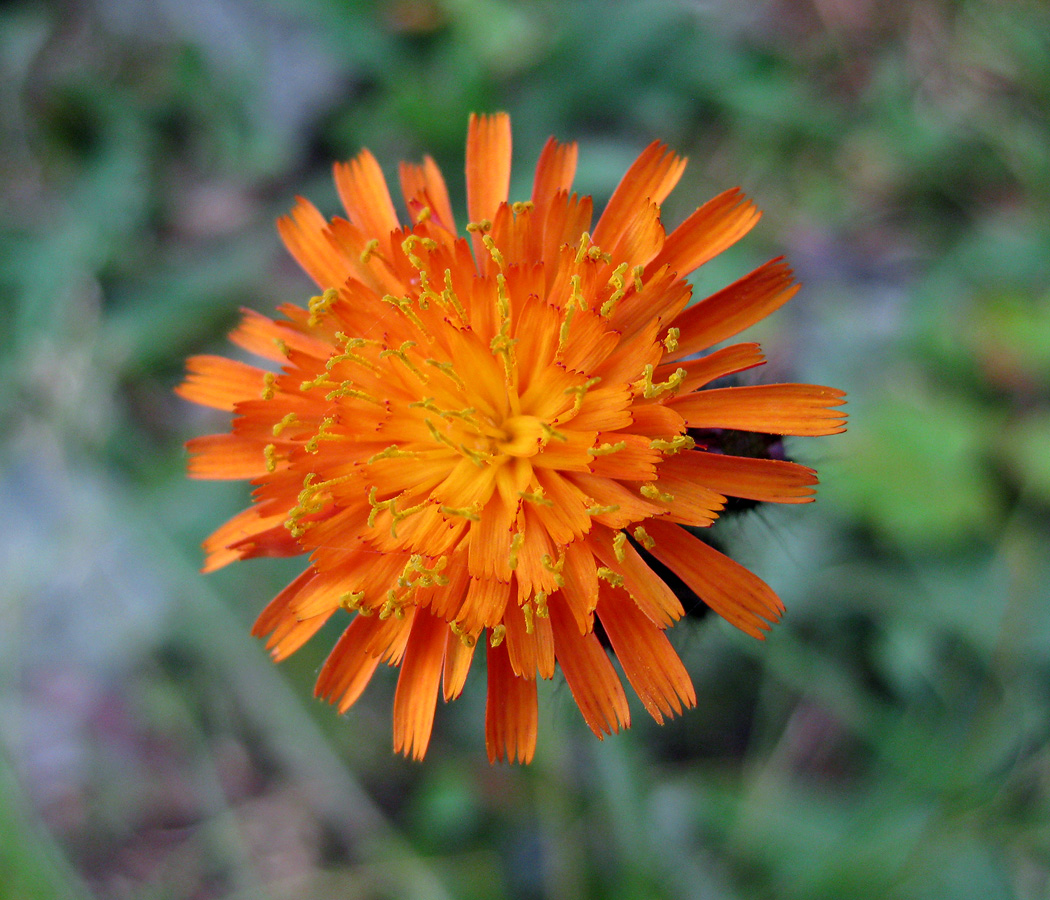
[2,0,1049,897]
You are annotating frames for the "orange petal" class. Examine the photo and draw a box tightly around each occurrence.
[266,611,334,662]
[593,141,686,252]
[661,451,819,504]
[532,136,578,208]
[560,539,599,633]
[667,257,800,359]
[503,596,555,679]
[549,592,630,736]
[458,576,512,634]
[333,149,401,245]
[485,639,538,764]
[466,112,512,253]
[671,384,847,436]
[202,506,294,573]
[315,614,385,713]
[277,197,355,289]
[252,568,314,639]
[393,610,447,760]
[186,433,266,480]
[644,519,784,639]
[653,342,765,395]
[642,466,726,528]
[442,626,476,701]
[589,527,684,627]
[228,308,327,363]
[177,355,268,411]
[596,583,696,723]
[606,198,664,268]
[649,187,760,279]
[399,155,455,232]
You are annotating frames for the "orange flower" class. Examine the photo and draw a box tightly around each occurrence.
[178,113,845,763]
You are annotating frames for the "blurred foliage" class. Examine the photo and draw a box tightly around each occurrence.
[2,0,1050,898]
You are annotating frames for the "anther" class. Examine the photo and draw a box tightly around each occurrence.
[272,412,298,437]
[440,504,482,522]
[632,526,656,549]
[640,483,675,503]
[360,239,381,264]
[308,288,339,326]
[482,235,505,270]
[649,434,695,454]
[662,327,680,354]
[612,531,628,563]
[507,532,525,571]
[263,443,279,473]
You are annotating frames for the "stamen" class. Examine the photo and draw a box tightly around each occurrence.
[489,624,506,647]
[440,504,482,522]
[308,288,339,326]
[379,341,428,382]
[662,327,680,353]
[590,441,627,456]
[540,422,568,443]
[415,205,431,223]
[424,418,461,453]
[612,531,628,562]
[300,372,338,393]
[556,299,577,359]
[263,443,279,473]
[640,483,674,503]
[522,601,534,634]
[380,294,430,338]
[442,269,468,323]
[325,382,384,405]
[632,525,656,549]
[327,340,382,374]
[540,553,565,587]
[507,532,524,571]
[511,201,534,215]
[586,504,620,517]
[519,490,554,507]
[599,262,631,317]
[574,233,592,265]
[570,273,587,310]
[534,591,549,618]
[339,591,365,612]
[482,235,505,270]
[564,376,601,416]
[649,434,695,454]
[367,487,426,538]
[359,239,380,264]
[272,412,298,437]
[638,364,688,399]
[261,372,276,400]
[305,415,336,453]
[367,445,422,464]
[401,235,426,271]
[596,567,625,588]
[425,358,466,391]
[466,219,493,233]
[450,622,477,648]
[632,265,644,293]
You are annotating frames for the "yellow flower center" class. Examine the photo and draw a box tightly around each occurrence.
[494,414,546,458]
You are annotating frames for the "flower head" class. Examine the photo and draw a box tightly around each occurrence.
[178,113,845,762]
